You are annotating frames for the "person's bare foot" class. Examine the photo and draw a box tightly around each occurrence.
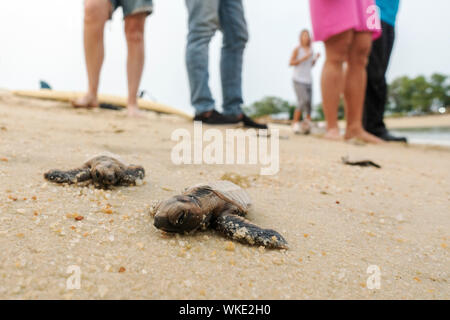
[323,128,342,141]
[345,127,384,144]
[127,104,146,118]
[301,120,311,135]
[72,94,99,109]
[292,122,300,134]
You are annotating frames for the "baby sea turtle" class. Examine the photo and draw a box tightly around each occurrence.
[152,181,288,249]
[44,155,145,188]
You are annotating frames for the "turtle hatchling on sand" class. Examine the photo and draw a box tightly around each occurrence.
[44,155,145,188]
[152,180,288,249]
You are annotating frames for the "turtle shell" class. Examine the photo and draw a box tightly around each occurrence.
[187,180,251,213]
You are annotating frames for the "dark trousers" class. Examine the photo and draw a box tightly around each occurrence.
[363,21,395,136]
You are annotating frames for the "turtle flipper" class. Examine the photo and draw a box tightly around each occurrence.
[119,165,145,186]
[44,168,91,184]
[214,211,288,249]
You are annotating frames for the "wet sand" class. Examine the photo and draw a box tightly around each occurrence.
[0,91,448,299]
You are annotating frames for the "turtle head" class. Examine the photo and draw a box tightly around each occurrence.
[153,195,204,233]
[91,164,118,187]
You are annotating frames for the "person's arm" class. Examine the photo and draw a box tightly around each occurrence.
[312,52,321,66]
[289,47,300,66]
[290,47,312,66]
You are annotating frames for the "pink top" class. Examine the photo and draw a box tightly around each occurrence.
[309,0,382,42]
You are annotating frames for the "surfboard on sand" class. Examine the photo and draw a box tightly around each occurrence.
[12,90,193,120]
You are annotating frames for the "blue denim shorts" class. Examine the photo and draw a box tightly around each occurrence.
[110,0,153,18]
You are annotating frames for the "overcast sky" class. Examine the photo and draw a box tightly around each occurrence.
[1,0,449,115]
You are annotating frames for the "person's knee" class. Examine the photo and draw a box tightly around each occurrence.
[125,16,146,43]
[188,20,217,45]
[326,49,349,67]
[223,37,247,51]
[325,31,353,66]
[326,44,351,66]
[223,28,248,50]
[84,0,109,24]
[351,49,371,67]
[349,37,372,67]
[221,13,248,50]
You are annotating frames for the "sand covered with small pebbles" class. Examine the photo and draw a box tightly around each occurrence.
[0,91,448,299]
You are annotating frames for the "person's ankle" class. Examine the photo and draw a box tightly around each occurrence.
[127,97,138,106]
[127,104,145,117]
[326,126,340,133]
[77,92,98,105]
[345,123,364,135]
[127,103,141,113]
[86,89,98,99]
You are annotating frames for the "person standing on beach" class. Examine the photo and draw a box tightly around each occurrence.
[73,0,152,117]
[309,0,383,143]
[289,29,320,134]
[363,0,407,142]
[185,0,267,129]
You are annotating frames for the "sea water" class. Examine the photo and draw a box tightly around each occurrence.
[392,126,450,147]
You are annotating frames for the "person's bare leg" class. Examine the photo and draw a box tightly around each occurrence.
[74,0,110,109]
[292,109,301,133]
[344,32,383,144]
[293,109,302,123]
[124,13,147,117]
[321,30,353,140]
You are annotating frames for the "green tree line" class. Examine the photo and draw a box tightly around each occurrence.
[244,73,449,120]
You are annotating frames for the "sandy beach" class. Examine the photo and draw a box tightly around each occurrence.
[334,114,450,130]
[0,90,448,300]
[384,114,450,129]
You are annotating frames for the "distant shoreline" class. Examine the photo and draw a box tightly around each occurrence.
[331,114,450,130]
[384,114,450,129]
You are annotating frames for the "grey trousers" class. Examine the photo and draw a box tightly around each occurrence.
[293,81,312,115]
